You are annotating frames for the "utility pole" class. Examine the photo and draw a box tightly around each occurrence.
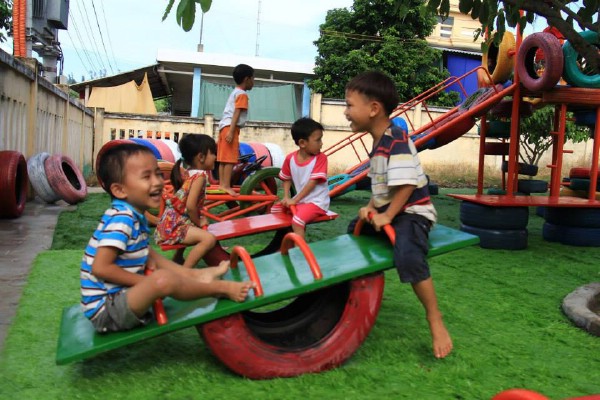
[255,0,261,56]
[197,11,204,52]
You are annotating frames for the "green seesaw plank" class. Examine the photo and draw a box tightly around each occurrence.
[56,224,479,365]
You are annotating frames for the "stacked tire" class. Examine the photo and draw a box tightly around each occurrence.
[27,152,87,205]
[543,207,600,247]
[459,201,529,250]
[0,150,28,218]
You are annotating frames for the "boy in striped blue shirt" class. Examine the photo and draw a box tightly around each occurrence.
[81,143,254,333]
[344,71,453,359]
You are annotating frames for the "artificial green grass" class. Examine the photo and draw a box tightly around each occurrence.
[1,190,599,399]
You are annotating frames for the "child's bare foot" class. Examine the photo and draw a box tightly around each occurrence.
[218,186,238,196]
[194,261,230,283]
[428,315,453,359]
[221,280,255,302]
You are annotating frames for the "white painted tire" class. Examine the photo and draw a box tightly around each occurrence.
[161,139,182,161]
[27,152,61,203]
[263,142,285,168]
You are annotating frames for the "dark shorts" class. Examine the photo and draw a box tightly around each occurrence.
[349,213,432,284]
[91,290,152,333]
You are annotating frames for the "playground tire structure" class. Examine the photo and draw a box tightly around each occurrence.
[239,167,280,212]
[459,201,529,230]
[484,120,511,139]
[501,160,538,176]
[545,207,600,228]
[44,154,87,205]
[161,139,182,161]
[263,142,285,169]
[516,32,564,92]
[563,30,600,88]
[489,99,534,119]
[148,139,175,162]
[517,179,548,194]
[562,282,600,337]
[0,150,28,218]
[542,221,600,247]
[199,272,385,379]
[27,152,61,203]
[479,31,516,86]
[458,84,505,118]
[460,223,528,250]
[484,142,510,156]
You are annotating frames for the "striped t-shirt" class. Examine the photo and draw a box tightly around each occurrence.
[368,125,437,224]
[80,199,150,320]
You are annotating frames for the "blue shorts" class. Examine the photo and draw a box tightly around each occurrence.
[349,213,432,283]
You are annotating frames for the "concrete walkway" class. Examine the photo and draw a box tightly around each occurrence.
[0,198,73,352]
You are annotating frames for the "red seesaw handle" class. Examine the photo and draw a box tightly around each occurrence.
[230,246,264,297]
[353,212,396,244]
[280,232,323,280]
[144,269,168,325]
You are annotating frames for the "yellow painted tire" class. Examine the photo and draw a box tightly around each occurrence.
[479,32,516,86]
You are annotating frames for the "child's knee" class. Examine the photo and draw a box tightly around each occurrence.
[150,269,177,296]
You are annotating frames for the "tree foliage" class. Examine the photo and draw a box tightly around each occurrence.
[415,0,600,73]
[0,0,12,43]
[310,0,459,105]
[163,0,212,32]
[518,106,590,166]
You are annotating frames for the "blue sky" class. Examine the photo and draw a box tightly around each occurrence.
[2,0,354,81]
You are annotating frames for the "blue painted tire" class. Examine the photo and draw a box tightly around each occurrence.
[460,201,529,230]
[517,179,548,194]
[460,223,528,250]
[563,30,600,88]
[542,222,600,247]
[545,207,600,228]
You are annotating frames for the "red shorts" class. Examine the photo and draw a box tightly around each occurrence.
[272,202,327,228]
[217,126,240,164]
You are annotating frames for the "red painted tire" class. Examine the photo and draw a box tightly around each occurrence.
[517,32,564,92]
[570,167,599,179]
[44,154,87,205]
[484,142,510,156]
[200,272,385,379]
[490,99,534,119]
[27,152,61,203]
[492,388,549,400]
[148,139,175,162]
[0,151,28,218]
[247,142,272,167]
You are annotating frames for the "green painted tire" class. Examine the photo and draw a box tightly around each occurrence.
[239,166,280,212]
[563,30,600,88]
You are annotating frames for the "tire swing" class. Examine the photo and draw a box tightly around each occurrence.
[44,154,87,205]
[516,32,564,91]
[563,30,600,88]
[0,150,28,218]
[478,31,516,87]
[27,152,61,203]
[200,272,385,379]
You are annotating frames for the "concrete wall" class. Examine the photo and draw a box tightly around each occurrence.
[0,50,94,173]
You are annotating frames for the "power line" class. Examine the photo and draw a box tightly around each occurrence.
[99,0,119,72]
[90,0,114,74]
[66,8,96,77]
[74,0,107,73]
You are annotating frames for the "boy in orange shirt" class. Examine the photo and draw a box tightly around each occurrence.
[217,64,255,196]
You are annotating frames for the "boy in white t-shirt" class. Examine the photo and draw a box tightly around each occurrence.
[273,117,330,238]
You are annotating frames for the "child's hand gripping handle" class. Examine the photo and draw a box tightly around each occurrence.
[353,212,396,245]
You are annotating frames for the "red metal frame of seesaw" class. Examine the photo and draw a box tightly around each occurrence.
[449,21,600,209]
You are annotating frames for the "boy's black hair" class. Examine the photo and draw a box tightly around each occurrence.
[97,143,154,198]
[233,64,254,85]
[291,117,324,145]
[171,134,217,191]
[345,71,400,116]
